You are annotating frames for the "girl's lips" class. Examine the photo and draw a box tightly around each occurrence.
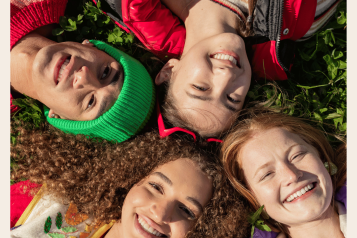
[54,56,68,85]
[284,182,317,203]
[134,214,166,238]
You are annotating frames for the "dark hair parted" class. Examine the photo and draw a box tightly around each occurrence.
[220,110,346,236]
[11,121,250,238]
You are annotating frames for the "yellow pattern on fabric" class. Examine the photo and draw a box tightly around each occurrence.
[14,184,47,227]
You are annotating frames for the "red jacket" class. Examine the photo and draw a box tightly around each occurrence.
[94,0,320,80]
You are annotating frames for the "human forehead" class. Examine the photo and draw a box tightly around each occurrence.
[150,159,212,200]
[170,92,236,133]
[240,128,310,167]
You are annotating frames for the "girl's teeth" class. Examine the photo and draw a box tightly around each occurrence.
[212,53,238,65]
[286,183,314,202]
[138,216,163,237]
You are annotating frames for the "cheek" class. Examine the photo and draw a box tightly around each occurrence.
[251,182,280,211]
[171,220,195,238]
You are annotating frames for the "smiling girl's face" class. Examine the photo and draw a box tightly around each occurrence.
[240,128,333,227]
[119,158,213,238]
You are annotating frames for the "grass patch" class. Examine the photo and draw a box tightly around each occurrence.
[246,0,346,147]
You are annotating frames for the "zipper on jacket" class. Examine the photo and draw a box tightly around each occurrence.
[275,0,289,73]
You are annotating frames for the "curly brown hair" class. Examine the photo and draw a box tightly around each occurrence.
[11,121,250,238]
[220,110,346,236]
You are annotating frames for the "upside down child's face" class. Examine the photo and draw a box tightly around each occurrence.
[239,128,333,227]
[156,33,251,136]
[32,40,124,121]
[118,158,212,238]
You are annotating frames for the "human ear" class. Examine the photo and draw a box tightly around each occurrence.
[155,59,179,85]
[81,39,94,47]
[48,108,62,119]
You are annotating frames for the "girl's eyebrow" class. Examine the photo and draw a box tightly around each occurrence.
[152,172,172,186]
[186,196,203,213]
[152,172,204,212]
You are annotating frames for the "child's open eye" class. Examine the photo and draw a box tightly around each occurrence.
[149,182,163,194]
[101,65,111,80]
[180,206,196,220]
[87,95,95,109]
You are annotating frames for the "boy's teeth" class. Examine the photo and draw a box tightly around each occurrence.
[57,59,70,83]
[138,216,164,237]
[286,183,314,202]
[212,53,238,65]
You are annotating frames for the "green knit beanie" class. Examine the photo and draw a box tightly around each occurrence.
[44,40,155,143]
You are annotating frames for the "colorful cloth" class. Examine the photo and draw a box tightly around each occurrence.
[10,181,114,238]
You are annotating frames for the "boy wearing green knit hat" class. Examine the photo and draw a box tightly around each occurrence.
[12,38,155,143]
[44,40,155,143]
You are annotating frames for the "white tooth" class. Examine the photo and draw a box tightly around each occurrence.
[148,227,154,233]
[223,55,229,60]
[228,55,234,61]
[304,186,309,192]
[293,193,298,198]
[308,184,312,189]
[143,223,150,230]
[232,58,237,65]
[300,188,306,194]
[297,191,302,197]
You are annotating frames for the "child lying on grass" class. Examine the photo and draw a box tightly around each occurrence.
[95,0,341,139]
[11,127,251,238]
[11,0,155,143]
[221,111,346,238]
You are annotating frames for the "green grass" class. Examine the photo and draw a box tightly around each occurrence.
[246,0,346,147]
[11,0,347,176]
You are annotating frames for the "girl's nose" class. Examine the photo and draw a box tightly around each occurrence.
[150,199,175,224]
[281,164,303,187]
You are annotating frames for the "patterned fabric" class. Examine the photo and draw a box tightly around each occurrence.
[10,182,114,238]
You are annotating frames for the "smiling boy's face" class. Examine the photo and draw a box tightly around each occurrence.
[32,41,124,121]
[119,158,212,238]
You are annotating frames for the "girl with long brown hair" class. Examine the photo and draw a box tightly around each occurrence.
[221,111,346,238]
[11,123,250,238]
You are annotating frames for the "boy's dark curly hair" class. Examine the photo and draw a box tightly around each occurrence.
[11,121,250,238]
